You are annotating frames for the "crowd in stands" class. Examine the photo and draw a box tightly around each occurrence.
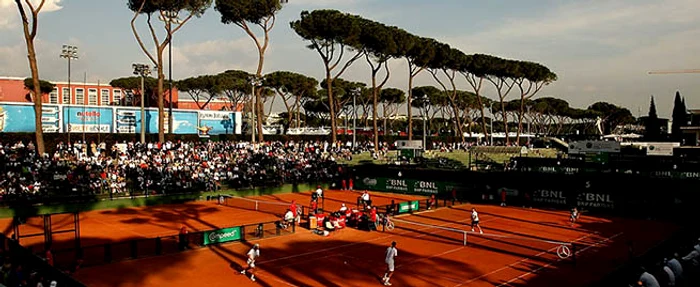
[0,252,57,287]
[0,140,353,203]
[632,237,700,287]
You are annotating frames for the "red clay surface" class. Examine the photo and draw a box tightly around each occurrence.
[3,190,678,287]
[0,190,424,251]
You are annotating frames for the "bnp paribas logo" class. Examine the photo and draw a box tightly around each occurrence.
[363,178,377,186]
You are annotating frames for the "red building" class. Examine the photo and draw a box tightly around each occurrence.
[0,76,242,111]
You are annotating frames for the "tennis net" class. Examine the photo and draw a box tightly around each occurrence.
[223,196,305,217]
[391,218,576,260]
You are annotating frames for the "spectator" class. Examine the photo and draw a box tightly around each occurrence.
[638,267,660,287]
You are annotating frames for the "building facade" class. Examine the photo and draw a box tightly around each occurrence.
[0,76,241,111]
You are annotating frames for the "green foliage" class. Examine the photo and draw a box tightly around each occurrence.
[645,96,661,140]
[291,10,364,49]
[411,86,444,108]
[380,88,405,104]
[217,70,252,93]
[110,76,159,92]
[264,71,318,98]
[215,0,282,25]
[23,78,55,94]
[127,0,212,16]
[671,91,687,141]
[588,101,635,134]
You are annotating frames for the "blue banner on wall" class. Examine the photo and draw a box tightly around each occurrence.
[0,104,35,133]
[63,106,113,133]
[172,111,197,134]
[0,103,240,135]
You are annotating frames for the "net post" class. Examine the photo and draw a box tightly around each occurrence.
[463,231,467,246]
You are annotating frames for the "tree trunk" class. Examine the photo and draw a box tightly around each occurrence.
[372,77,379,152]
[156,53,165,143]
[407,61,414,140]
[26,40,45,155]
[516,97,526,144]
[383,106,388,136]
[326,72,337,142]
[500,102,509,145]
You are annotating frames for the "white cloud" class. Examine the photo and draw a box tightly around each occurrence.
[0,0,63,30]
[172,38,258,77]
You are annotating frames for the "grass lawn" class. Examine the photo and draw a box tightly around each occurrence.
[337,148,558,167]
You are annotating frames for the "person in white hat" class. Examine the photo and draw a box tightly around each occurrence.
[241,244,260,281]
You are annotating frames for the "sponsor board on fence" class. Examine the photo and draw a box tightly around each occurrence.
[532,189,568,206]
[576,192,615,209]
[356,176,463,194]
[203,227,241,245]
[397,201,420,214]
[568,140,620,155]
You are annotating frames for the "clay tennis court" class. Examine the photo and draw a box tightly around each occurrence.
[47,190,675,287]
[0,190,424,251]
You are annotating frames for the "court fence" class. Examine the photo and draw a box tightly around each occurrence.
[0,233,87,287]
[50,220,295,269]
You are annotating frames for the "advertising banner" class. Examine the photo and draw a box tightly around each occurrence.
[355,176,464,195]
[198,111,236,135]
[0,103,61,133]
[0,103,240,135]
[63,106,113,133]
[203,227,241,245]
[568,140,621,155]
[171,111,197,134]
[397,200,420,214]
[41,105,61,133]
[115,108,137,134]
[531,189,569,207]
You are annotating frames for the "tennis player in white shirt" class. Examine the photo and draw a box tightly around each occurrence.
[471,208,484,234]
[383,241,398,286]
[241,244,260,281]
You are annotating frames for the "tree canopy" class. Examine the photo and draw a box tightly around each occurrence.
[23,78,55,94]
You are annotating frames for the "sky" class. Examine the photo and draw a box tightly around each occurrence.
[1,0,700,118]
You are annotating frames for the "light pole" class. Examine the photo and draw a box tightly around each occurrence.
[422,95,429,151]
[159,11,181,135]
[133,63,151,144]
[526,105,532,135]
[249,76,262,143]
[489,102,495,145]
[352,87,359,149]
[60,45,78,142]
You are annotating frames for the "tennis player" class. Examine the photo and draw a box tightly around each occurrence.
[383,241,398,286]
[570,207,579,225]
[240,243,260,281]
[471,208,483,234]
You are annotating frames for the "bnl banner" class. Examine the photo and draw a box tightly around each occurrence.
[0,103,61,133]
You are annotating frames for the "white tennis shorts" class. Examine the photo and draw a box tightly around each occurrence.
[386,260,395,272]
[247,259,255,268]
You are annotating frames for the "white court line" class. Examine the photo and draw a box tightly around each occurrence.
[264,216,502,268]
[453,232,600,287]
[496,232,624,287]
